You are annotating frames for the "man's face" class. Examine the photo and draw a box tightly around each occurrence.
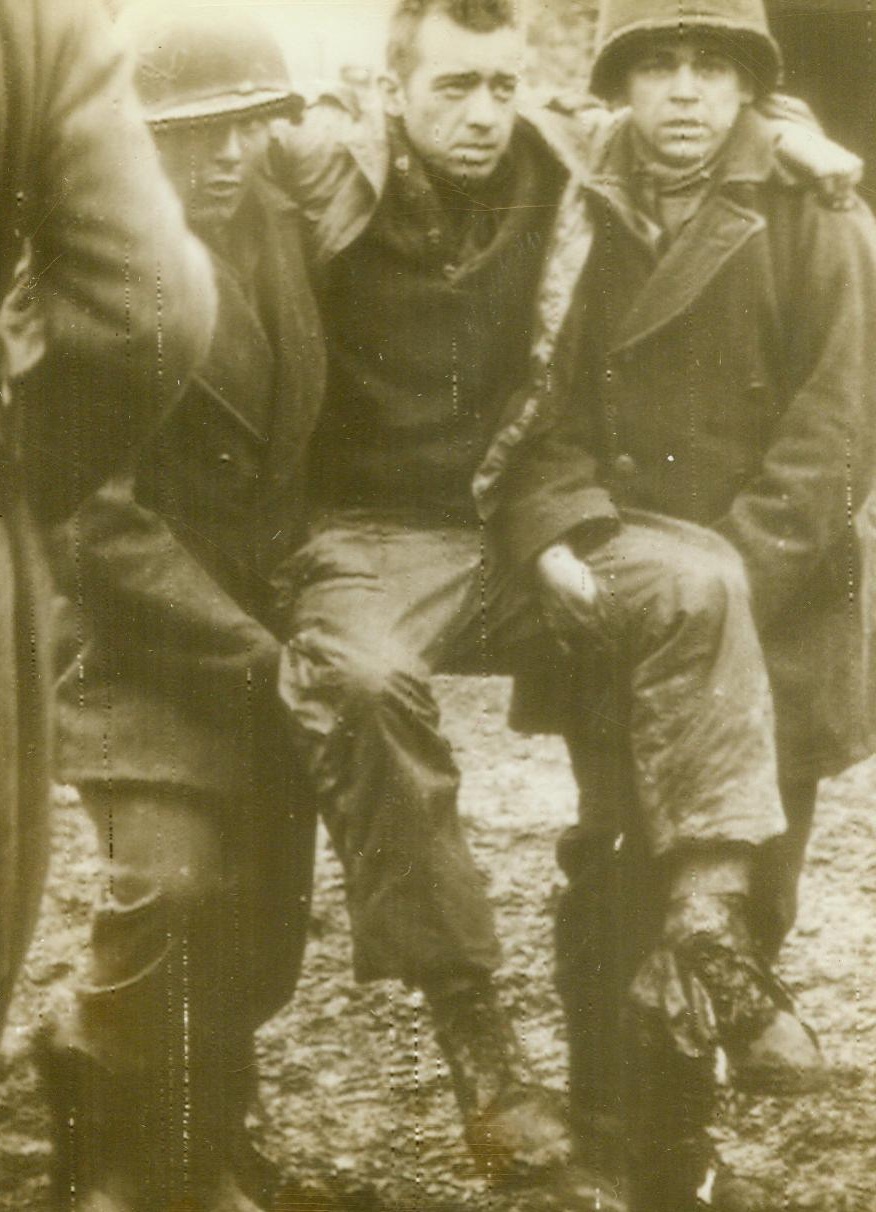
[624,38,754,167]
[155,115,270,229]
[385,11,521,183]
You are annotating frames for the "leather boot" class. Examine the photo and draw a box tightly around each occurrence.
[632,848,824,1094]
[164,1039,268,1212]
[33,1030,138,1212]
[626,1028,718,1212]
[36,1029,269,1212]
[425,977,570,1183]
[630,1151,771,1212]
[224,1042,283,1209]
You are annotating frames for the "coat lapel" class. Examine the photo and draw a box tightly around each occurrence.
[191,210,275,443]
[582,109,775,355]
[611,193,766,353]
[579,107,775,353]
[252,179,325,487]
[184,181,325,487]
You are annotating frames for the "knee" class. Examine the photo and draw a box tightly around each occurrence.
[663,541,750,633]
[282,628,428,720]
[86,790,225,908]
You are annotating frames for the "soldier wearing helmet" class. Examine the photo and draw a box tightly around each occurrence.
[497,0,876,1207]
[42,10,324,1212]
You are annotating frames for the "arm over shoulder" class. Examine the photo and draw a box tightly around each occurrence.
[268,93,380,260]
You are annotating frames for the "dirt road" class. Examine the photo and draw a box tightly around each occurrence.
[1,679,874,1210]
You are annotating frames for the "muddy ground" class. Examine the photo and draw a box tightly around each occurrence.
[1,678,874,1210]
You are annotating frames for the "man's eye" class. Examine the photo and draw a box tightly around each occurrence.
[440,83,468,99]
[493,81,516,102]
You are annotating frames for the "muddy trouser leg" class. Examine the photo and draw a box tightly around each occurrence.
[51,781,315,1205]
[555,514,785,1207]
[278,518,510,988]
[276,519,580,1180]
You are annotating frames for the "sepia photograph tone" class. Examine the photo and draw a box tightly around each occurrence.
[0,1,874,1209]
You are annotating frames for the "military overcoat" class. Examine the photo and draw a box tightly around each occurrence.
[0,0,214,1023]
[56,179,326,798]
[495,110,876,780]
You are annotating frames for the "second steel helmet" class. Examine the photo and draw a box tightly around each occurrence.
[130,8,303,128]
[590,0,783,99]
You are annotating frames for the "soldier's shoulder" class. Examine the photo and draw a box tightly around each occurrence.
[524,89,623,174]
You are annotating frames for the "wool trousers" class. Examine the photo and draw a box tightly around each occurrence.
[278,510,785,988]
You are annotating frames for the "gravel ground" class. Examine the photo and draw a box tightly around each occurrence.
[1,677,875,1210]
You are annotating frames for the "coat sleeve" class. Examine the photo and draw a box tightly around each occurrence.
[55,477,279,698]
[267,95,377,265]
[13,0,216,520]
[716,195,876,627]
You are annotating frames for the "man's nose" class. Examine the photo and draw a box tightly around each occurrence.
[669,64,700,101]
[213,123,244,164]
[465,83,499,128]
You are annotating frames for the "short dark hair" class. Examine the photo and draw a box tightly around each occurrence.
[386,0,517,79]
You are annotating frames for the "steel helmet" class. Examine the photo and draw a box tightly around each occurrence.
[590,0,783,99]
[130,8,303,128]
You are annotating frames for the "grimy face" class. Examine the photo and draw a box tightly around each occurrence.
[384,10,522,183]
[624,36,755,167]
[155,115,270,230]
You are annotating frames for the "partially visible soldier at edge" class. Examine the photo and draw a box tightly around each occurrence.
[266,0,859,1199]
[496,0,876,1206]
[44,10,325,1212]
[0,0,214,1033]
[768,1,876,195]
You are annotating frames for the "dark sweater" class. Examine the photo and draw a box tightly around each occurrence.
[311,121,565,522]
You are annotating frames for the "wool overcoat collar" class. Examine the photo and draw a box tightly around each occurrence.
[580,106,793,352]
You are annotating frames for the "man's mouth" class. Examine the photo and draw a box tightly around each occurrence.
[455,145,497,160]
[661,121,707,136]
[202,178,243,200]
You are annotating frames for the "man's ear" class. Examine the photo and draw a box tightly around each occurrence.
[378,71,405,118]
[739,74,756,107]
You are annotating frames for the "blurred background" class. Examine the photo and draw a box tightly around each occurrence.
[106,0,601,97]
[102,1,876,192]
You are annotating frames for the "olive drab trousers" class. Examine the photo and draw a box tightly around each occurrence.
[277,510,786,989]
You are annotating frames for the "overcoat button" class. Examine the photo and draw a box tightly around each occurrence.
[614,453,637,479]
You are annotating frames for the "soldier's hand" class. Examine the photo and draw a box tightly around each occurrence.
[775,122,863,210]
[535,542,612,650]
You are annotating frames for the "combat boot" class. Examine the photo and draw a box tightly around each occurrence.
[632,848,824,1094]
[630,1150,772,1212]
[625,1010,719,1212]
[223,1040,284,1208]
[425,977,570,1184]
[33,1029,138,1212]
